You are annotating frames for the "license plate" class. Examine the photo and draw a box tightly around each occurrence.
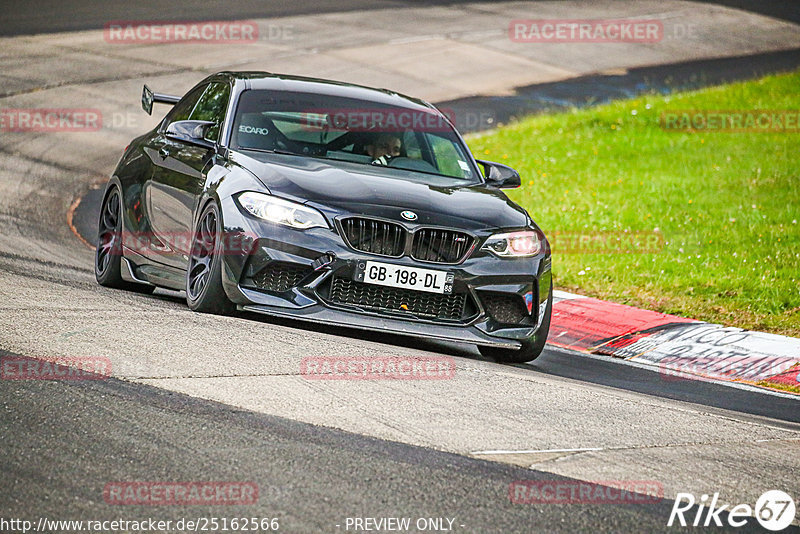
[355,260,454,294]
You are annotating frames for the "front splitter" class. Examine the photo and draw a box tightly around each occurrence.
[239,303,522,349]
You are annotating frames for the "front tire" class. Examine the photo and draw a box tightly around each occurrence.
[186,201,235,315]
[478,285,552,363]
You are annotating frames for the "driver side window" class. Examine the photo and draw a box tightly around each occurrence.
[189,82,231,142]
[163,84,207,130]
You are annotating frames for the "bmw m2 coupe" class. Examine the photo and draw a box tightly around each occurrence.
[95,72,552,362]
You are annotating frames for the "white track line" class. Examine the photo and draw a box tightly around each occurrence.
[472,447,603,455]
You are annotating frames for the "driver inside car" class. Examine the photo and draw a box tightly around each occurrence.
[365,133,402,165]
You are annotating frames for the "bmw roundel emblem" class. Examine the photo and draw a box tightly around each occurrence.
[401,210,418,221]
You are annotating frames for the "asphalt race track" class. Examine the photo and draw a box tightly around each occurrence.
[1,1,799,532]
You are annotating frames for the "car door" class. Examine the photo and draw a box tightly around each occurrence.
[146,82,230,269]
[142,84,206,266]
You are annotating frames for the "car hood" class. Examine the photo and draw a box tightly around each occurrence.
[232,151,531,231]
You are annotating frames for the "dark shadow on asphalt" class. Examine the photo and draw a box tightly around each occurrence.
[522,348,800,426]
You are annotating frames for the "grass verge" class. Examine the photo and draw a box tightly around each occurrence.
[467,70,800,336]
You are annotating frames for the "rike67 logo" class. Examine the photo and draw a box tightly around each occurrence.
[669,490,796,531]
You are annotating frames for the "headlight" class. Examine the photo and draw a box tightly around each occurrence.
[482,230,543,257]
[236,192,329,229]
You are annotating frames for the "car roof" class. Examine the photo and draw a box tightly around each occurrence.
[207,71,438,113]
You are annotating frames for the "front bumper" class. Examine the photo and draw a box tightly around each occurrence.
[219,196,552,348]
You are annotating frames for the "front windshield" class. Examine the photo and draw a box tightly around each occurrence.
[230,89,479,183]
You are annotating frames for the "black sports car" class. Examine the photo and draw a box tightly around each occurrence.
[95,72,552,362]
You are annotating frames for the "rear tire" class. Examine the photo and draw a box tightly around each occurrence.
[478,284,552,363]
[94,185,154,294]
[186,201,235,315]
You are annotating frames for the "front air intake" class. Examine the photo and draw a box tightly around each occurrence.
[411,228,474,264]
[340,217,407,257]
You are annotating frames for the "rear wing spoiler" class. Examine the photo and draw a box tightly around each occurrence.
[141,85,180,115]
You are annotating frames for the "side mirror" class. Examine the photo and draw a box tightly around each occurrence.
[476,159,521,189]
[165,120,217,149]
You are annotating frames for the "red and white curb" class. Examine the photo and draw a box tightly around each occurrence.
[549,291,800,393]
